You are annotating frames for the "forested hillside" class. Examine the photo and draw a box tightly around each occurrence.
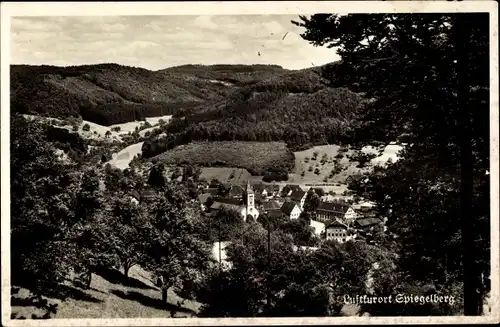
[142,69,364,158]
[10,63,287,125]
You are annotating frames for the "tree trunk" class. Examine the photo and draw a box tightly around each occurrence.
[84,266,92,290]
[123,262,132,279]
[162,288,168,305]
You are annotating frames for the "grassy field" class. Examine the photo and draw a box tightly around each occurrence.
[10,266,200,319]
[152,141,294,176]
[288,144,403,195]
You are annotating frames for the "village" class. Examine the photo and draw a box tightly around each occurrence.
[196,180,386,248]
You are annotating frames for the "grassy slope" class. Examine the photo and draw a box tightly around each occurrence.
[11,266,200,319]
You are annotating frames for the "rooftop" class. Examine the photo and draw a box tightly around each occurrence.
[317,201,351,214]
[290,189,307,201]
[280,201,299,215]
[354,217,382,227]
[326,220,348,229]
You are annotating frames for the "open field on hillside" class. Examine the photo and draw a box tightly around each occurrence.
[290,144,403,185]
[106,142,144,170]
[152,141,294,176]
[10,266,200,319]
[22,114,172,142]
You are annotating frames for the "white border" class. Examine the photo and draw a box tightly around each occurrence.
[1,1,499,326]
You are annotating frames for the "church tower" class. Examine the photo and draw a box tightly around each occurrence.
[245,180,255,211]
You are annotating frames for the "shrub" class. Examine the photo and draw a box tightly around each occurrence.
[111,126,121,132]
[82,124,90,131]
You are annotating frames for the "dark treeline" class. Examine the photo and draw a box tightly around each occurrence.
[80,101,201,126]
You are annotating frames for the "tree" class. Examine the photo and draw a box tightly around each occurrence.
[148,163,166,188]
[107,196,149,278]
[303,191,321,213]
[10,115,80,293]
[82,123,90,131]
[139,183,213,306]
[293,13,490,315]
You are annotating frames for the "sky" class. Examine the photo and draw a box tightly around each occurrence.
[11,15,341,71]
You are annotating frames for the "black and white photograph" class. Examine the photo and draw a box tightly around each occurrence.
[1,1,499,325]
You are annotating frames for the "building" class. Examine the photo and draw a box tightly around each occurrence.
[263,184,280,198]
[289,189,307,210]
[353,217,383,233]
[325,221,355,243]
[280,184,303,197]
[315,201,357,224]
[227,185,244,199]
[211,241,232,270]
[320,194,338,203]
[209,181,259,221]
[280,201,301,220]
[261,200,282,214]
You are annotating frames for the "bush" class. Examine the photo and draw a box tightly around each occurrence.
[82,124,90,131]
[111,126,121,132]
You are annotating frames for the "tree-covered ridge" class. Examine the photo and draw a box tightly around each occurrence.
[141,70,364,158]
[10,63,288,125]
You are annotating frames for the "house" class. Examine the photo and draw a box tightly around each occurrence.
[209,181,259,221]
[280,184,303,197]
[227,185,244,199]
[353,217,383,233]
[263,184,280,198]
[289,189,307,210]
[280,201,301,220]
[320,194,338,203]
[325,221,356,243]
[315,201,357,224]
[261,200,282,213]
[211,241,232,270]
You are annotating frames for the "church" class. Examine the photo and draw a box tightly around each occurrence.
[209,181,260,222]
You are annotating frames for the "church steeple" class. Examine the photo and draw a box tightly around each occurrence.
[246,180,253,194]
[245,180,254,209]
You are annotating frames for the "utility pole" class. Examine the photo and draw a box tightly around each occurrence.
[219,219,222,272]
[267,219,271,308]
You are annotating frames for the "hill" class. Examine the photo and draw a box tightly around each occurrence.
[10,63,287,126]
[142,68,364,159]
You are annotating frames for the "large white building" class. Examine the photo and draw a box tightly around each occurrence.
[325,221,356,243]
